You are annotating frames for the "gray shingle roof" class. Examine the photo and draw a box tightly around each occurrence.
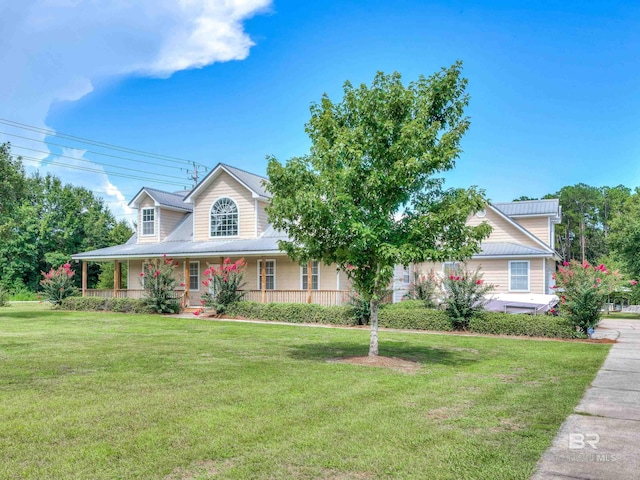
[493,199,559,217]
[474,242,553,257]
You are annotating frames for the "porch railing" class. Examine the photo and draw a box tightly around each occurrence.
[85,289,146,299]
[85,289,349,307]
[84,289,186,308]
[243,289,350,306]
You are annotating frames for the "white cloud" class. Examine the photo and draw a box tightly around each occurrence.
[36,147,135,220]
[0,0,271,220]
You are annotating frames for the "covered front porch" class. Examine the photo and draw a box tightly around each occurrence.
[80,255,352,307]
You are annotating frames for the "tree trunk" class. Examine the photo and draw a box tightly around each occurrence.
[369,298,379,357]
[565,220,571,261]
[581,220,586,263]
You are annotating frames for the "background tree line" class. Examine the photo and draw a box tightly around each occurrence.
[0,143,133,293]
[515,184,640,281]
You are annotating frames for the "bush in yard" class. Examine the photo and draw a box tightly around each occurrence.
[378,303,453,331]
[61,296,151,313]
[140,255,182,314]
[469,312,582,338]
[346,291,371,325]
[442,267,495,330]
[554,260,626,334]
[405,270,441,308]
[40,262,78,306]
[223,299,579,338]
[225,301,358,325]
[200,258,247,314]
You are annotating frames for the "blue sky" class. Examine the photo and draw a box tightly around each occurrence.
[2,0,639,221]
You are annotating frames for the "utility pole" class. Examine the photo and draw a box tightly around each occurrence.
[183,162,207,188]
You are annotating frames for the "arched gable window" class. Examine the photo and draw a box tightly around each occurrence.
[210,197,238,237]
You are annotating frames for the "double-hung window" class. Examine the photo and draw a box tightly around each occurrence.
[189,261,200,291]
[258,260,275,290]
[301,261,319,290]
[141,208,155,236]
[402,266,411,285]
[442,262,460,276]
[509,261,530,291]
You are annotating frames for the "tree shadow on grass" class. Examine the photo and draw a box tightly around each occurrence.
[287,341,479,368]
[0,308,67,320]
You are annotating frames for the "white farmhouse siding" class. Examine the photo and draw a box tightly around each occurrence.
[192,170,256,241]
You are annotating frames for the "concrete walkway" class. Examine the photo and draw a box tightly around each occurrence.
[532,318,640,480]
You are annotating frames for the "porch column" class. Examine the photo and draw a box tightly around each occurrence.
[113,260,120,298]
[81,261,87,297]
[307,261,312,304]
[184,259,190,306]
[261,256,266,304]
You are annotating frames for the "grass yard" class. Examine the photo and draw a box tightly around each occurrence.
[602,311,640,320]
[0,303,609,480]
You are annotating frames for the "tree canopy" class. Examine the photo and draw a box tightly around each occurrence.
[0,143,133,291]
[267,63,491,356]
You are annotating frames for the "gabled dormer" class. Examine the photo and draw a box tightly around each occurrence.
[128,187,193,244]
[183,163,271,241]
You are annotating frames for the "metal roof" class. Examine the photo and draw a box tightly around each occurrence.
[129,187,193,212]
[221,163,270,198]
[473,242,554,258]
[72,215,289,260]
[492,199,560,217]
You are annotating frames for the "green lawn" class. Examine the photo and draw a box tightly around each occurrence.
[0,304,609,480]
[603,311,640,320]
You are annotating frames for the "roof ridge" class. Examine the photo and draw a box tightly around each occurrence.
[143,186,187,197]
[493,199,558,205]
[220,162,269,181]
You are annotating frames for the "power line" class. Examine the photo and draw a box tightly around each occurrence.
[183,161,208,187]
[12,144,184,181]
[0,118,207,168]
[20,155,187,187]
[0,130,189,171]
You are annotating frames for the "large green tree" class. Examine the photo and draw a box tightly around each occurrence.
[267,64,491,357]
[546,184,630,264]
[0,144,133,291]
[546,184,601,262]
[608,189,640,279]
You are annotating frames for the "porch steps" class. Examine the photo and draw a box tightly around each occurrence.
[182,307,201,314]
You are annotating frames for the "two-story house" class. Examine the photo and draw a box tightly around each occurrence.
[73,163,351,307]
[73,164,561,308]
